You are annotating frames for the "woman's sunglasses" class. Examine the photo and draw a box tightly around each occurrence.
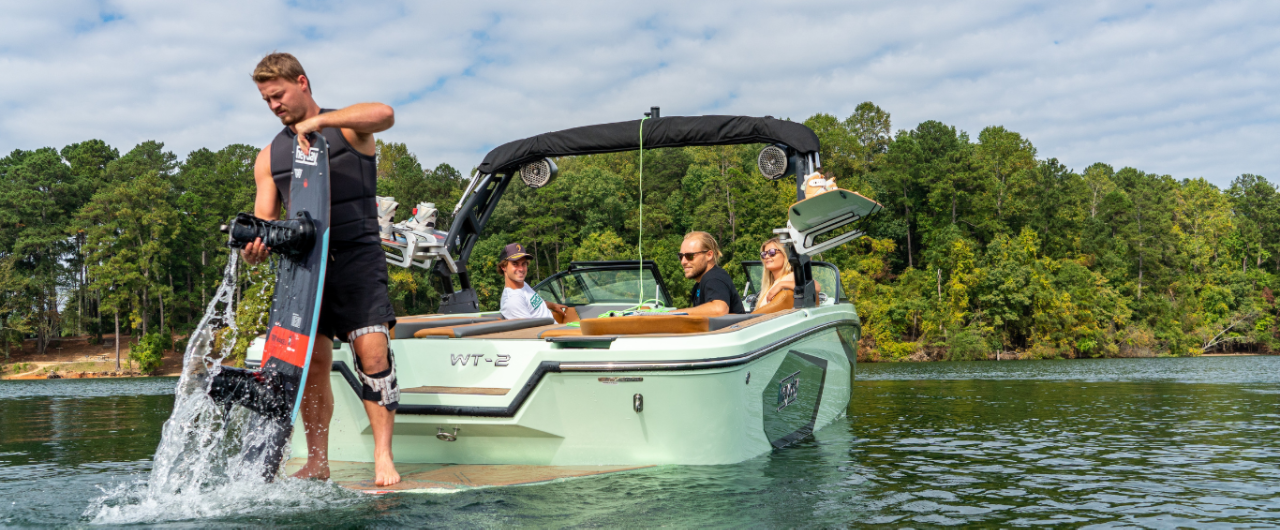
[677,249,711,261]
[760,248,783,259]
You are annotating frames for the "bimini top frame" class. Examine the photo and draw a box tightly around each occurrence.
[434,112,825,314]
[478,114,820,174]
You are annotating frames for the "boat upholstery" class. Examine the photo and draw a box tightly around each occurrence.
[413,318,556,338]
[442,308,800,340]
[538,326,583,338]
[708,314,759,330]
[508,315,749,339]
[751,288,795,314]
[389,314,504,340]
[580,314,709,336]
[552,306,581,325]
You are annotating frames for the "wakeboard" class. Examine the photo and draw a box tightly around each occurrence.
[210,133,330,480]
[788,189,880,233]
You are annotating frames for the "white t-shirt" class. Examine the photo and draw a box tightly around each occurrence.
[500,283,553,320]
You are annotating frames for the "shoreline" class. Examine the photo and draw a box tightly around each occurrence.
[1,336,190,380]
[1199,353,1269,357]
[856,351,1277,363]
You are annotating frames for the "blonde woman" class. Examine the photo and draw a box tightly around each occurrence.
[758,237,796,304]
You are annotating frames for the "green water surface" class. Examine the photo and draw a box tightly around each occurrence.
[2,357,1278,527]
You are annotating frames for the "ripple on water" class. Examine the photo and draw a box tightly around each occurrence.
[86,475,364,525]
[0,377,178,400]
[2,357,1279,526]
[847,376,1280,526]
[857,355,1280,383]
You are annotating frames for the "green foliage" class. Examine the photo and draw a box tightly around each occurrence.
[1,102,1278,363]
[131,333,166,374]
[0,255,33,358]
[0,147,93,353]
[946,329,990,361]
[79,163,180,338]
[573,230,631,261]
[228,262,275,368]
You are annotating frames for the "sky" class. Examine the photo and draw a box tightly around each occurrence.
[1,0,1277,188]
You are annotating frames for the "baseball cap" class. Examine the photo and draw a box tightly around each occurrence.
[499,242,532,262]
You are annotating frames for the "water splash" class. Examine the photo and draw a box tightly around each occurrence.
[86,254,344,524]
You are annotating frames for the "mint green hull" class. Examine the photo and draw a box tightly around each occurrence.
[284,306,859,466]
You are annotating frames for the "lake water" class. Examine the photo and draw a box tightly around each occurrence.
[2,357,1278,527]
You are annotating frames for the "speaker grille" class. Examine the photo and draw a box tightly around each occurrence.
[757,146,788,180]
[519,159,557,188]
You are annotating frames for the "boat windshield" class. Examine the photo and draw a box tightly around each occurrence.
[740,260,843,308]
[535,265,673,307]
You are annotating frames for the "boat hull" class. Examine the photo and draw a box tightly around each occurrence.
[292,306,859,466]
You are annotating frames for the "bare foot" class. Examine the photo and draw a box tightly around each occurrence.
[290,461,331,481]
[374,457,400,487]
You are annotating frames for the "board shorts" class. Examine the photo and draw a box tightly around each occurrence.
[317,242,398,340]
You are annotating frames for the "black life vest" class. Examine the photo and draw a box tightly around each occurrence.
[270,109,379,246]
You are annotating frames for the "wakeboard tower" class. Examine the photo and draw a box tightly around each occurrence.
[781,187,883,256]
[209,132,331,480]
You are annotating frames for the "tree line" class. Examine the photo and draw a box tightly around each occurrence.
[2,102,1277,364]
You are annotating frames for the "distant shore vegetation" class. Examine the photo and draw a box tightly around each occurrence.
[1,102,1277,362]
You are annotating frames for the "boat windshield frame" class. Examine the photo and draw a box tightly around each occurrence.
[532,260,674,308]
[740,260,844,302]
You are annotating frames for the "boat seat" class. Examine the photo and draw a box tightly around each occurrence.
[414,318,556,338]
[752,288,794,314]
[707,314,758,331]
[552,306,581,325]
[580,314,709,336]
[538,326,583,338]
[391,316,502,339]
[543,313,759,338]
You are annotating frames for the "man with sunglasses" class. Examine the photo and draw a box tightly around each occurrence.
[677,232,745,316]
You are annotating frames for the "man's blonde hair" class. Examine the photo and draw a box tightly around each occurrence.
[252,53,310,91]
[684,231,722,264]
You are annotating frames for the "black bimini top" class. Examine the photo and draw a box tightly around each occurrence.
[478,115,820,174]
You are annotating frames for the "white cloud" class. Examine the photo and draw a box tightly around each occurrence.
[0,0,1277,187]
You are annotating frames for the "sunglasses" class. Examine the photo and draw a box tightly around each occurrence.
[677,249,711,261]
[760,248,783,259]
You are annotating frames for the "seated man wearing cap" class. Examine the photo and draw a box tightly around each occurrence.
[498,243,569,320]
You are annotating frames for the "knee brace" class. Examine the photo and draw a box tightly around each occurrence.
[348,325,400,411]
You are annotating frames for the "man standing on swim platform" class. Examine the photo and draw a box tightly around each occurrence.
[240,53,400,486]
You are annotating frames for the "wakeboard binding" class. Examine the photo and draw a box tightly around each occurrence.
[377,198,439,243]
[376,196,399,241]
[379,198,457,271]
[207,366,296,420]
[222,211,317,259]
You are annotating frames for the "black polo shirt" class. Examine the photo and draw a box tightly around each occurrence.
[690,265,745,314]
